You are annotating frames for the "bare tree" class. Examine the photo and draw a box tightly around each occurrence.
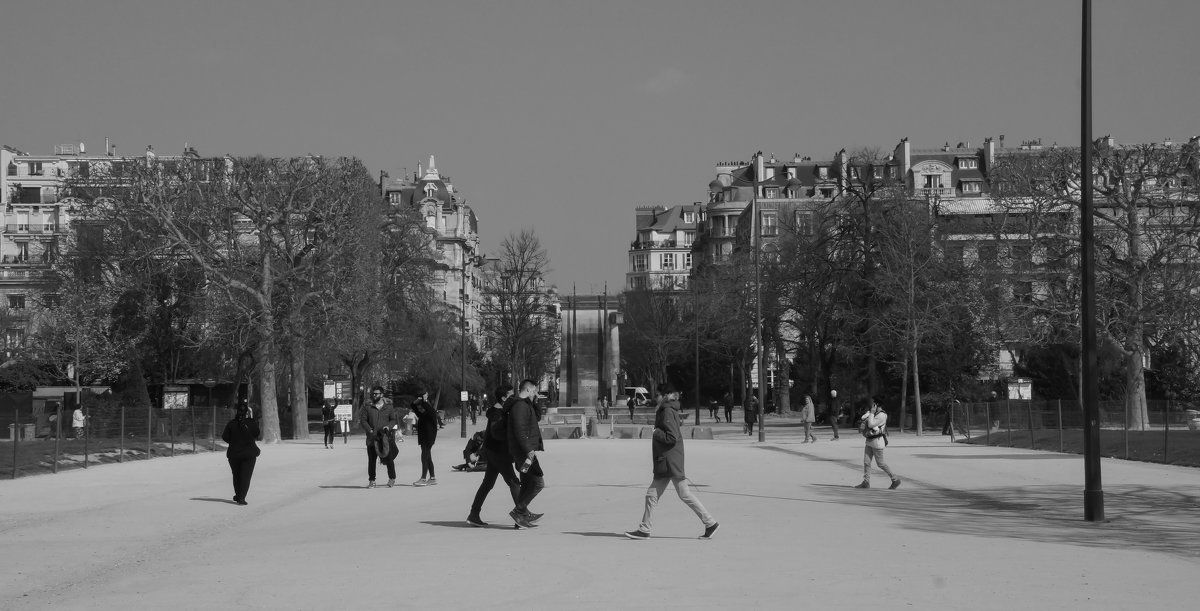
[479,229,557,383]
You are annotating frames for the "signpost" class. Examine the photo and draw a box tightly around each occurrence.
[324,379,354,443]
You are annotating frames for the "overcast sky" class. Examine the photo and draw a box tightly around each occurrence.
[2,1,1196,293]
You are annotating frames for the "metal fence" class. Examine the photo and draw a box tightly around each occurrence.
[2,401,236,479]
[945,399,1200,467]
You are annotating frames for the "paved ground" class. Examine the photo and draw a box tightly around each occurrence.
[2,417,1198,610]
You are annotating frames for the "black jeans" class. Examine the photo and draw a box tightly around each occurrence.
[228,455,256,502]
[367,444,396,481]
[470,446,521,515]
[420,443,436,479]
[323,423,336,446]
[514,457,544,513]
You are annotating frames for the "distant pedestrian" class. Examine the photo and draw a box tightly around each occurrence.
[357,386,399,488]
[801,395,817,443]
[828,390,841,440]
[507,380,546,529]
[321,400,337,448]
[402,408,417,437]
[627,395,636,422]
[744,395,758,436]
[412,389,439,486]
[625,382,719,541]
[708,399,719,422]
[466,384,523,527]
[855,396,901,490]
[600,395,610,419]
[222,402,261,505]
[723,391,733,424]
[72,406,87,439]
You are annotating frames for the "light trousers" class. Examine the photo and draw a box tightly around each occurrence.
[638,477,715,533]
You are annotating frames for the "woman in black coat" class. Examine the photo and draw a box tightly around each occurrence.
[222,402,262,505]
[411,390,439,486]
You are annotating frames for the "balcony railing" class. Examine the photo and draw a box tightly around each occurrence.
[1,255,53,265]
[4,223,57,234]
[630,239,679,250]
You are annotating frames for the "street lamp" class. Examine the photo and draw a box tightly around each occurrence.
[752,151,766,442]
[460,252,484,439]
[1080,0,1104,521]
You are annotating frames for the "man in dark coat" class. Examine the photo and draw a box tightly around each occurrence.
[625,383,719,540]
[466,384,523,527]
[507,380,545,529]
[357,386,399,488]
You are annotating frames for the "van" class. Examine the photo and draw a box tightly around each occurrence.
[624,387,651,406]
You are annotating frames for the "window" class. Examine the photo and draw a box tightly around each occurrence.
[923,175,942,189]
[761,213,777,236]
[819,188,833,199]
[42,294,61,308]
[7,295,26,309]
[961,181,982,194]
[28,162,43,176]
[19,187,41,204]
[660,253,676,270]
[684,253,692,269]
[818,167,828,179]
[632,254,648,272]
[683,231,695,245]
[17,212,30,232]
[764,187,779,199]
[6,162,15,176]
[630,276,647,290]
[793,211,813,236]
[15,243,29,263]
[683,212,695,224]
[4,328,25,349]
[958,158,979,169]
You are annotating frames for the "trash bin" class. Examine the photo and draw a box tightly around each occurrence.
[22,424,34,439]
[6,424,15,440]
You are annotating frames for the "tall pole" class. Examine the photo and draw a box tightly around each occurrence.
[1080,0,1104,521]
[754,152,766,443]
[77,334,87,468]
[694,277,700,426]
[460,251,468,439]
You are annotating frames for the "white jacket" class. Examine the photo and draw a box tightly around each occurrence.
[861,410,888,449]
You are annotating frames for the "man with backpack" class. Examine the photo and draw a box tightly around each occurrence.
[358,386,399,488]
[466,384,522,527]
[855,395,901,490]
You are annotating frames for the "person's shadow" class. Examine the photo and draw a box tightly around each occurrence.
[190,497,238,504]
[562,531,635,539]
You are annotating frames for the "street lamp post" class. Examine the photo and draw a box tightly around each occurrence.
[753,152,766,443]
[1080,0,1104,521]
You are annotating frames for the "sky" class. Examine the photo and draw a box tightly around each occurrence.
[2,0,1197,293]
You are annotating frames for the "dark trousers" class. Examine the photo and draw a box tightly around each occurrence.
[323,423,336,446]
[470,446,521,515]
[830,417,840,438]
[514,457,545,513]
[420,444,436,479]
[367,444,396,481]
[228,455,256,502]
[724,407,732,423]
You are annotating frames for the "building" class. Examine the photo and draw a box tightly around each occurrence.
[382,156,483,342]
[625,203,704,291]
[558,292,620,407]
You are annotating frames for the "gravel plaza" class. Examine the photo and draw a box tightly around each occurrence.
[2,418,1197,611]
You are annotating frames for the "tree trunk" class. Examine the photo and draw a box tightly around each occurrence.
[1126,342,1150,430]
[775,337,790,412]
[257,333,281,444]
[912,348,923,436]
[291,347,309,440]
[897,353,909,433]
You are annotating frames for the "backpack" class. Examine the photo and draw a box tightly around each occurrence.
[488,402,511,442]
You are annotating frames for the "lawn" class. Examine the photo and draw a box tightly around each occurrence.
[961,427,1200,468]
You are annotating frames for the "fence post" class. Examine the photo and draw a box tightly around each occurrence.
[1163,400,1170,464]
[190,401,196,454]
[12,404,19,480]
[53,402,62,474]
[1027,401,1036,450]
[1057,399,1063,453]
[1006,400,1012,447]
[170,404,176,458]
[212,405,218,452]
[119,402,125,464]
[1123,395,1130,461]
[985,404,991,446]
[83,394,89,469]
[147,401,152,460]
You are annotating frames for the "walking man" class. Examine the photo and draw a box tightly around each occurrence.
[321,400,337,449]
[625,383,719,540]
[466,384,523,527]
[358,386,399,488]
[723,391,733,425]
[828,389,841,440]
[856,396,901,490]
[508,380,545,529]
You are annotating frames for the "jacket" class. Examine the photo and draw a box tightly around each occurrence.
[412,398,439,446]
[507,396,543,462]
[321,404,337,425]
[483,400,511,452]
[373,427,399,461]
[222,416,261,459]
[801,397,815,423]
[861,410,889,449]
[358,399,399,447]
[651,397,686,479]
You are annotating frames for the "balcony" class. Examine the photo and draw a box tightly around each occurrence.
[1,255,52,265]
[4,224,57,234]
[630,239,678,250]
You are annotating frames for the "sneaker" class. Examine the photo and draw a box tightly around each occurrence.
[700,522,720,540]
[510,510,536,529]
[387,479,396,488]
[236,499,248,506]
[889,478,902,490]
[426,478,438,486]
[466,514,488,527]
[367,481,376,489]
[523,511,544,524]
[855,481,870,489]
[624,530,650,540]
[413,479,428,487]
